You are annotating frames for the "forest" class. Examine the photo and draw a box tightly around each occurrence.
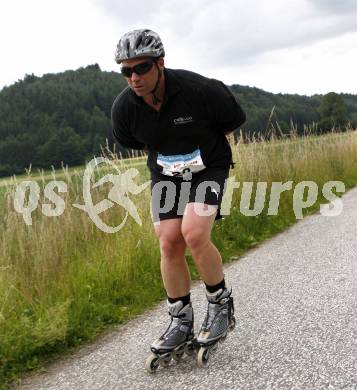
[0,64,356,177]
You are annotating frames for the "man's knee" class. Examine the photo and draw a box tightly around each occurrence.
[160,239,185,258]
[156,227,186,258]
[182,226,209,251]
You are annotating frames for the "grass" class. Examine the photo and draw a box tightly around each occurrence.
[1,130,357,388]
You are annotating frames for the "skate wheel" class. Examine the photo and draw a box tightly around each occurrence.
[172,345,185,362]
[145,353,160,373]
[210,343,219,353]
[219,332,227,343]
[160,354,172,367]
[184,341,196,356]
[197,347,210,368]
[229,317,236,331]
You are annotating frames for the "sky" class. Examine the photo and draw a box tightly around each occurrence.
[1,0,357,96]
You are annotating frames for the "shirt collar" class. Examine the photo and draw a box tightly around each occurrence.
[127,68,181,105]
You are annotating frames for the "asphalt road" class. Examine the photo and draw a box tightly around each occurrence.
[16,188,357,390]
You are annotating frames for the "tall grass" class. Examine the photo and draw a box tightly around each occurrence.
[213,130,357,260]
[1,130,357,387]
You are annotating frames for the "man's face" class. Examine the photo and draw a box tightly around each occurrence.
[121,57,164,97]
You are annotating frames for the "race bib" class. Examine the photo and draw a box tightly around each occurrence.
[157,149,206,178]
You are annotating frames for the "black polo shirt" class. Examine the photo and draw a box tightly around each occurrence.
[111,68,246,177]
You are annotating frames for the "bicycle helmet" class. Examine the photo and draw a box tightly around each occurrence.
[115,29,165,64]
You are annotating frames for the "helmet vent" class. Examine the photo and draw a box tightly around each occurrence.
[135,35,143,49]
[146,37,153,47]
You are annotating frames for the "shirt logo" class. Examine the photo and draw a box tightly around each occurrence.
[173,116,193,125]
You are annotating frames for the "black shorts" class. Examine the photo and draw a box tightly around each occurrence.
[151,167,230,222]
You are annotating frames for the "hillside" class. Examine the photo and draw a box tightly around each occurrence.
[0,64,356,177]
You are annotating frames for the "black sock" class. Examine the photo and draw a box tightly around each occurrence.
[167,293,191,307]
[205,278,226,294]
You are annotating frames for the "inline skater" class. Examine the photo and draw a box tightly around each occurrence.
[111,29,246,371]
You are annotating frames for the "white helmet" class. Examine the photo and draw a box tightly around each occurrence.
[115,29,165,64]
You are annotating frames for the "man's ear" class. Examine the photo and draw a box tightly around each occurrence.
[157,57,165,70]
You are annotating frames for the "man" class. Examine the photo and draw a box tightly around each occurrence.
[111,29,246,367]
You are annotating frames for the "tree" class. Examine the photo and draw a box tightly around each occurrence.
[36,127,86,167]
[318,92,347,132]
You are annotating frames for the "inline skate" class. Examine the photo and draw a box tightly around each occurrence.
[196,286,236,367]
[145,300,196,373]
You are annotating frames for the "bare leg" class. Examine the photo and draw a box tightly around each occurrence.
[181,203,224,286]
[154,218,191,298]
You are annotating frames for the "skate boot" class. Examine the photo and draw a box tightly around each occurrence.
[196,286,236,367]
[145,300,196,373]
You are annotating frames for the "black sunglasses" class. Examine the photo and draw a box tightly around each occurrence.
[121,60,155,78]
